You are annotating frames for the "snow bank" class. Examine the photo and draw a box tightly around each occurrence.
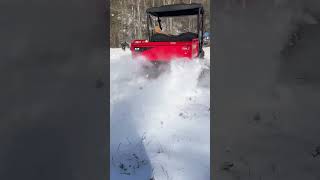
[110,48,210,180]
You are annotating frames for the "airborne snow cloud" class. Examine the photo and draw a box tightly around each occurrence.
[110,48,210,180]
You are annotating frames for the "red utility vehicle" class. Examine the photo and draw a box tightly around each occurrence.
[130,3,205,63]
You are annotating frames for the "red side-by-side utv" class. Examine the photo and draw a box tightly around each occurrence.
[130,3,205,63]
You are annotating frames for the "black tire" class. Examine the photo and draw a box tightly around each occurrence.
[199,50,205,59]
[141,61,170,79]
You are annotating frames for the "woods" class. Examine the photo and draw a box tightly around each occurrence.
[110,0,210,48]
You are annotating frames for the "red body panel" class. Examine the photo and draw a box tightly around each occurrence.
[130,39,199,62]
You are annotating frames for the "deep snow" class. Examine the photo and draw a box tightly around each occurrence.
[110,48,210,180]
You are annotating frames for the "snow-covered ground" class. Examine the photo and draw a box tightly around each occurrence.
[110,48,210,180]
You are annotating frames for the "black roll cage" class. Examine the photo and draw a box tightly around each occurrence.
[146,4,205,56]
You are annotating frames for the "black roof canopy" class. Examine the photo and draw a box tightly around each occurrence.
[146,3,204,17]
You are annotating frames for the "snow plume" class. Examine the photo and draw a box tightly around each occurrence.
[110,48,210,180]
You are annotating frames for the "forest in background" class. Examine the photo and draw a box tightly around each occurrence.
[110,0,210,48]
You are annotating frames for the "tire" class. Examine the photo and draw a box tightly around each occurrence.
[142,61,170,79]
[199,50,205,59]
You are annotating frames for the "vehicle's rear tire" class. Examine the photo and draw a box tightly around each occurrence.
[199,50,205,59]
[197,66,210,88]
[142,61,170,79]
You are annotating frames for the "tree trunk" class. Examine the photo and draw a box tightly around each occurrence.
[170,0,175,32]
[137,0,141,39]
[188,0,192,31]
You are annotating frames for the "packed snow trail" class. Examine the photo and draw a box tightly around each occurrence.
[110,48,210,180]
